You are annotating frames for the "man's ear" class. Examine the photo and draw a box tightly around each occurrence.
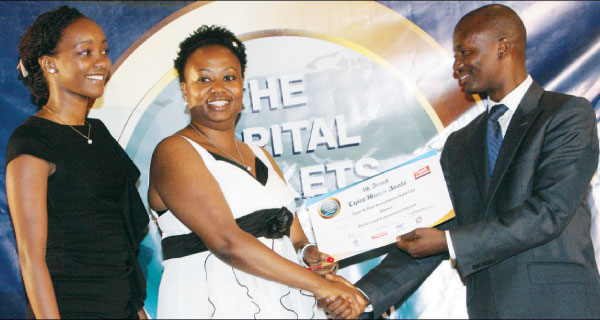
[498,37,512,60]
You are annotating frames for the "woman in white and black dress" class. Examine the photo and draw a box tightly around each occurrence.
[148,25,366,319]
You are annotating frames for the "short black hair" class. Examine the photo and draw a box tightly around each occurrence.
[18,5,85,107]
[457,4,527,57]
[174,25,247,83]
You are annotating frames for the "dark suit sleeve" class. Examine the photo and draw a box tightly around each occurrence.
[355,249,448,316]
[356,218,457,317]
[450,96,599,276]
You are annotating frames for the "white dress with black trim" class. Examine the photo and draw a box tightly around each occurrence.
[155,136,325,319]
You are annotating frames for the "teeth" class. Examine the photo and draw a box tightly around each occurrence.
[86,75,104,81]
[208,100,228,107]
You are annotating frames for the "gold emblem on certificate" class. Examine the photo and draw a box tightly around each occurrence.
[318,198,341,219]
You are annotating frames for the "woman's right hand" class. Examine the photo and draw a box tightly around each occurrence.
[315,275,367,319]
[303,245,339,276]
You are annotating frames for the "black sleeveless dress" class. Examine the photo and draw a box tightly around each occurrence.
[6,116,148,318]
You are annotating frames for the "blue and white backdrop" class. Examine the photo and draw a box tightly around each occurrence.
[1,1,599,318]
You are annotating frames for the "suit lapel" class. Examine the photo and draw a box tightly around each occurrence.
[468,113,490,211]
[486,81,545,209]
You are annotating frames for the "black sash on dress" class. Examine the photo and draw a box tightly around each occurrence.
[161,207,293,260]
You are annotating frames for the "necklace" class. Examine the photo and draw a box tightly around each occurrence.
[189,122,251,172]
[42,106,92,144]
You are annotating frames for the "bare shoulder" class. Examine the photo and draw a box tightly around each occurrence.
[153,135,193,160]
[150,134,209,174]
[154,134,189,155]
[149,134,216,210]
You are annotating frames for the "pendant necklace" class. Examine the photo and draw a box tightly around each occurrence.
[189,122,251,172]
[42,106,92,144]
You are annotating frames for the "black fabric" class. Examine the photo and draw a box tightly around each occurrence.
[162,207,293,260]
[209,151,268,186]
[6,116,148,318]
[6,118,57,167]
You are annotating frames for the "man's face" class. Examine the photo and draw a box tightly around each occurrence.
[452,21,501,97]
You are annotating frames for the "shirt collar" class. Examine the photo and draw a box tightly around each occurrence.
[487,74,533,113]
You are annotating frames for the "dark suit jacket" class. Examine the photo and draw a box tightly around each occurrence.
[356,81,600,318]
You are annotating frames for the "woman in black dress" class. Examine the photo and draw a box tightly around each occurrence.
[6,6,148,318]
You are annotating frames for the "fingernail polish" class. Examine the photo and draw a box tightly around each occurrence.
[327,257,334,263]
[307,267,312,270]
[317,266,323,270]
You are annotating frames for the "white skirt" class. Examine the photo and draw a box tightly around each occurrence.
[157,235,327,319]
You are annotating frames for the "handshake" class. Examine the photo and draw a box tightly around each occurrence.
[302,244,368,318]
[317,274,368,319]
[311,227,449,318]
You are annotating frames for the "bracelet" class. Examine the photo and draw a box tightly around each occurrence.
[297,243,317,267]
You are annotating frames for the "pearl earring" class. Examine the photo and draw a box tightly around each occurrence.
[49,69,56,74]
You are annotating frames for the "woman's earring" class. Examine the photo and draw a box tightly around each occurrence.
[48,69,56,74]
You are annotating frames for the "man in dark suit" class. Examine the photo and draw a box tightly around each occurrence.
[321,4,600,318]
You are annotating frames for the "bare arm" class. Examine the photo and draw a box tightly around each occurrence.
[259,147,337,272]
[137,308,148,319]
[149,137,362,307]
[6,155,60,318]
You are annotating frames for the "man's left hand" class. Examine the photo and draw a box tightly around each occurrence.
[396,228,447,258]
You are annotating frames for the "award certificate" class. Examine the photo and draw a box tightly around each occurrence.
[306,150,454,260]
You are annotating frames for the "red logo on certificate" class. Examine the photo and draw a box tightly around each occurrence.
[414,166,431,179]
[371,232,388,239]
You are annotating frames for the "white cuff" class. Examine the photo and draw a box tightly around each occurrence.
[445,230,456,260]
[356,287,373,312]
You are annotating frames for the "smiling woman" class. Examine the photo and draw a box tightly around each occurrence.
[147,25,366,318]
[5,6,149,319]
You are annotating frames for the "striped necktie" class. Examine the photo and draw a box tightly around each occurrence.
[487,104,508,177]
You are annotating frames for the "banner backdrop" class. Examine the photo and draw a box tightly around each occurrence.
[1,1,599,318]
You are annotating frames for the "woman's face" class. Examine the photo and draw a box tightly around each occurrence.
[44,17,110,101]
[181,45,243,130]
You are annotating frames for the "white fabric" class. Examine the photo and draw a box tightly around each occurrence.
[156,136,326,319]
[445,230,456,260]
[486,74,533,137]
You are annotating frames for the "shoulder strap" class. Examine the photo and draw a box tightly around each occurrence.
[246,143,272,170]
